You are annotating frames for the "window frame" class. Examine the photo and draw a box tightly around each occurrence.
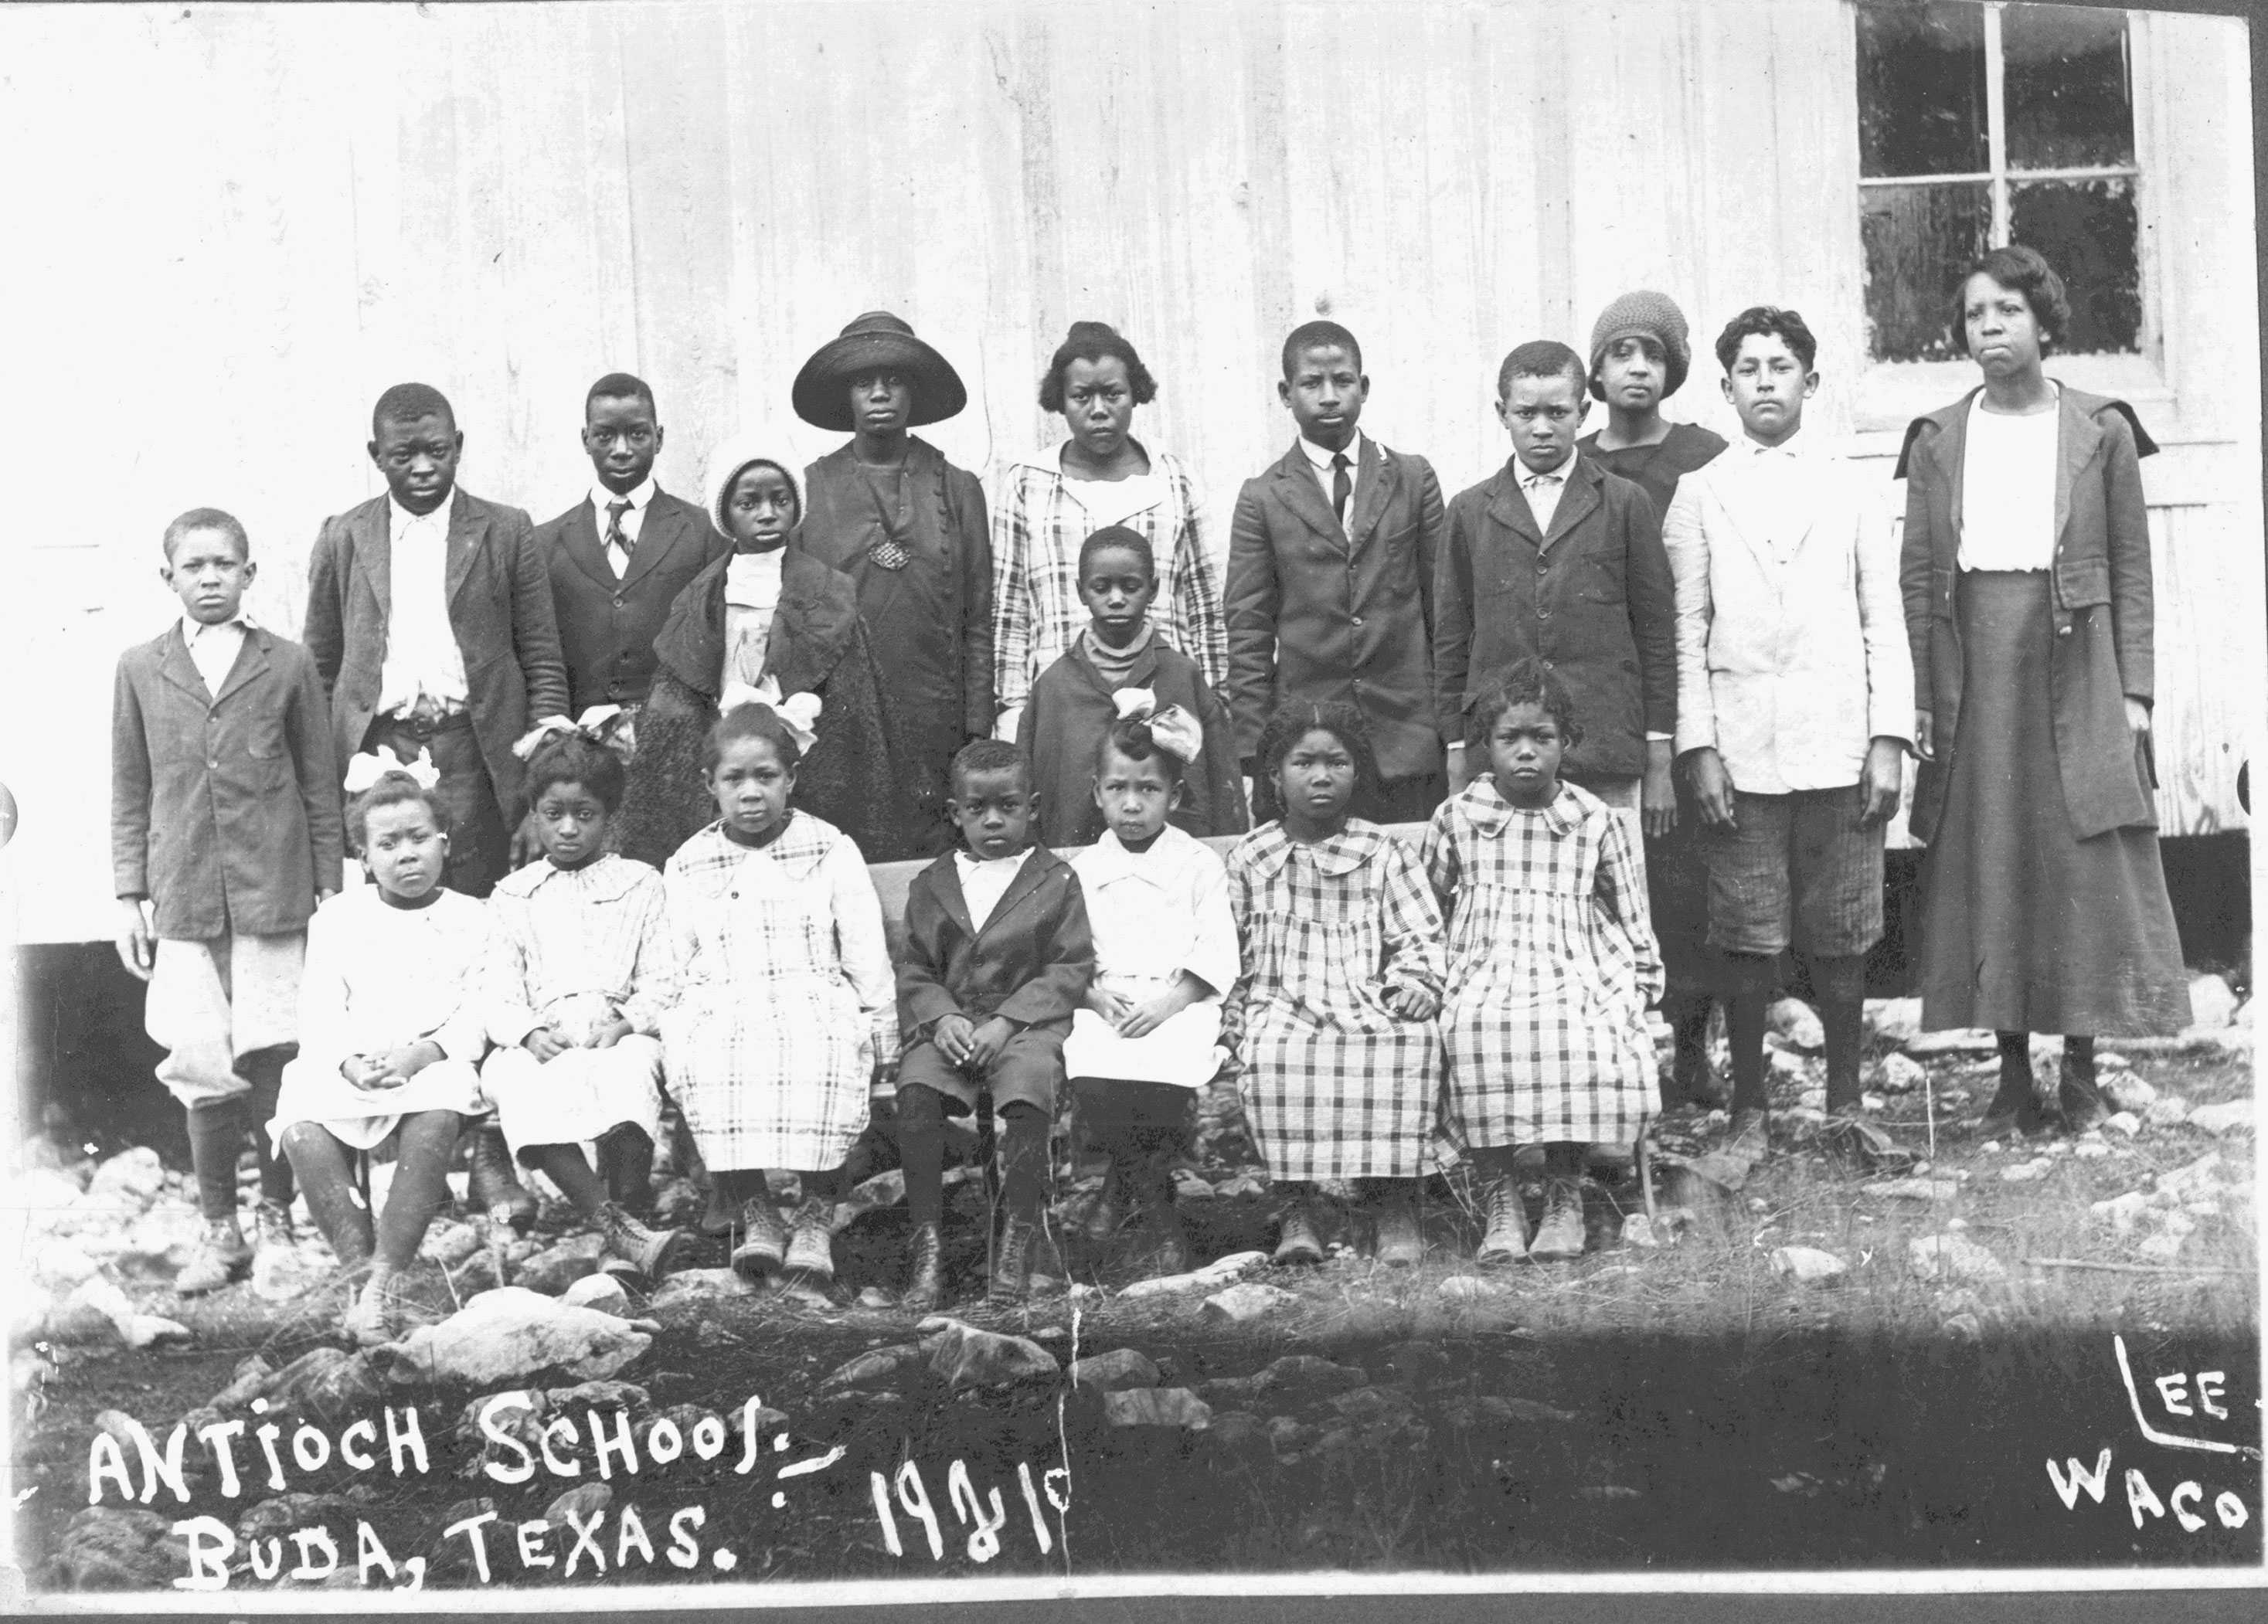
[1851,1,2168,436]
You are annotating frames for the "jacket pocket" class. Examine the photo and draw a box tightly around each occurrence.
[2059,555,2112,609]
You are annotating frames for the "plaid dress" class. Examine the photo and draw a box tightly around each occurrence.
[1223,820,1446,1182]
[1421,778,1664,1150]
[990,443,1226,715]
[657,815,899,1171]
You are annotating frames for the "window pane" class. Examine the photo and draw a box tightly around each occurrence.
[1856,2,1988,177]
[2010,178,2142,354]
[2004,5,2134,169]
[1862,182,1991,362]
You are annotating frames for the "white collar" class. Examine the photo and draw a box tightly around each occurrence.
[1080,824,1195,885]
[955,845,1034,874]
[1297,431,1364,473]
[1740,429,1808,460]
[1521,453,1574,485]
[389,492,452,535]
[180,612,251,640]
[591,477,657,515]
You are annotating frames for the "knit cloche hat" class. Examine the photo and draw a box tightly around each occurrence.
[791,311,967,433]
[1587,290,1692,401]
[702,430,806,542]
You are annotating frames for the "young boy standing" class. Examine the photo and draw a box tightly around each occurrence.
[304,382,567,1228]
[1226,321,1448,823]
[534,372,726,723]
[895,740,1095,1310]
[112,509,343,1292]
[1433,341,1678,865]
[1662,307,1911,1163]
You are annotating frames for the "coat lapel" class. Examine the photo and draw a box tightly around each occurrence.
[1484,465,1544,549]
[975,849,1056,943]
[559,498,616,591]
[930,854,978,939]
[354,498,393,620]
[443,489,484,606]
[618,493,682,590]
[212,627,274,706]
[1539,458,1600,554]
[2053,390,2103,549]
[1345,436,1399,549]
[156,623,209,701]
[1272,443,1346,546]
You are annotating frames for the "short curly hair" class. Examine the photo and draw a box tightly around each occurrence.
[525,732,627,814]
[1253,700,1381,809]
[1467,658,1583,752]
[346,770,448,857]
[1954,243,2070,355]
[1038,321,1159,414]
[703,702,803,776]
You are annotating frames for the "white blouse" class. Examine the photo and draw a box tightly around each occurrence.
[1070,824,1239,998]
[294,887,490,1080]
[723,548,787,688]
[1957,392,2061,572]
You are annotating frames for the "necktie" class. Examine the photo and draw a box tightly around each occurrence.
[1330,452,1352,530]
[604,500,632,575]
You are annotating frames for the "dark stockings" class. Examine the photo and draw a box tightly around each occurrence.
[899,1084,1046,1228]
[712,1166,846,1208]
[186,1045,298,1222]
[525,1143,608,1215]
[281,1109,461,1275]
[1661,990,1715,1102]
[1811,954,1867,1115]
[1723,953,1776,1116]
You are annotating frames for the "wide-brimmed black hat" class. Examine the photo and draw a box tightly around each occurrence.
[791,311,967,432]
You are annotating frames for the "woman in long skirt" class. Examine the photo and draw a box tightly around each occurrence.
[1897,243,2190,1136]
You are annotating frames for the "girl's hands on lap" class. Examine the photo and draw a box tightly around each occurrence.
[373,1040,440,1084]
[523,1028,570,1063]
[1384,984,1439,1021]
[1086,986,1133,1024]
[342,1053,404,1092]
[589,1015,634,1050]
[1117,980,1201,1039]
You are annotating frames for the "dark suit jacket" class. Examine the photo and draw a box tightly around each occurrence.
[1897,386,2159,842]
[536,487,727,712]
[112,623,344,939]
[1433,455,1675,783]
[1226,437,1447,782]
[303,487,570,822]
[896,845,1094,1040]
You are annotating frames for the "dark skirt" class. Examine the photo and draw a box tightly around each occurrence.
[1916,571,2189,1035]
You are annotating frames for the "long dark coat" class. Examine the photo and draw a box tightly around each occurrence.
[1896,386,2160,843]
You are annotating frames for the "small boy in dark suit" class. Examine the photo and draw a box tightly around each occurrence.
[1434,340,1678,868]
[304,381,567,1228]
[112,508,343,1293]
[1226,321,1448,823]
[895,739,1094,1311]
[533,372,727,728]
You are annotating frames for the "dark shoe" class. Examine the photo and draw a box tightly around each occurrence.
[1527,1179,1586,1262]
[600,1126,656,1217]
[253,1200,296,1253]
[1474,1176,1529,1265]
[599,1201,689,1281]
[2058,1041,2109,1134]
[782,1198,835,1281]
[1978,1076,2052,1139]
[900,1222,947,1313]
[698,1181,736,1238]
[988,1218,1036,1307]
[1273,1199,1325,1266]
[467,1123,538,1234]
[1726,1109,1771,1161]
[729,1196,787,1279]
[339,1271,403,1347]
[175,1218,253,1296]
[1374,1196,1424,1269]
[1667,1047,1727,1111]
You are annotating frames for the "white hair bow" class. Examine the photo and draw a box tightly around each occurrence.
[512,704,636,761]
[1111,687,1203,765]
[343,742,440,793]
[719,676,822,756]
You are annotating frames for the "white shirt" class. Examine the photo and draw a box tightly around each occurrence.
[180,614,249,698]
[1520,451,1575,532]
[376,496,470,716]
[723,548,787,688]
[954,846,1033,930]
[1070,825,1239,998]
[1297,430,1365,531]
[1727,430,1819,566]
[1958,392,2060,572]
[1048,442,1171,530]
[591,477,656,577]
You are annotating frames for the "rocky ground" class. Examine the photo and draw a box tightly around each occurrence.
[12,982,2258,1591]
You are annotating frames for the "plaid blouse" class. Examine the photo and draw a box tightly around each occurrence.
[989,443,1227,714]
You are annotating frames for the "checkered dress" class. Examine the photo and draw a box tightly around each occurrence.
[1222,820,1446,1181]
[989,445,1226,713]
[657,815,899,1171]
[1421,778,1664,1150]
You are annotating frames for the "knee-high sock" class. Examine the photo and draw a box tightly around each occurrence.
[186,1097,243,1221]
[281,1123,373,1267]
[239,1046,295,1208]
[525,1142,607,1216]
[712,1167,771,1207]
[998,1102,1049,1225]
[1995,1030,2032,1099]
[1811,954,1868,1115]
[1726,994,1771,1116]
[899,1085,947,1229]
[374,1111,461,1273]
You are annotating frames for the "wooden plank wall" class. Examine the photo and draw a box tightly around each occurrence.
[1,0,2253,942]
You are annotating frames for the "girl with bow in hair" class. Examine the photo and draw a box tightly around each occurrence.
[1017,526,1246,850]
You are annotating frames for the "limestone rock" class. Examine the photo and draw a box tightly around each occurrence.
[2186,973,2240,1031]
[2154,1152,2225,1202]
[1437,1274,1510,1299]
[1619,1215,1663,1249]
[236,1492,364,1542]
[2184,1101,2253,1136]
[1201,1281,1298,1323]
[1101,1387,1212,1429]
[836,1168,906,1228]
[1907,1234,2005,1283]
[1904,1028,1997,1057]
[1114,1249,1270,1301]
[251,1242,332,1303]
[111,1203,207,1283]
[1768,1246,1848,1284]
[50,1505,190,1591]
[561,1273,633,1316]
[1766,997,1825,1052]
[1205,1411,1266,1449]
[2103,1112,2142,1138]
[1942,1313,1984,1343]
[920,1319,1060,1390]
[379,1287,657,1386]
[544,1482,614,1526]
[1874,1053,1926,1096]
[2144,1094,2192,1129]
[1861,1177,1960,1203]
[419,1220,484,1267]
[2000,1158,2053,1184]
[646,1266,758,1309]
[86,1147,167,1211]
[1068,1347,1161,1393]
[31,1239,103,1292]
[512,1239,604,1296]
[818,1343,925,1392]
[2100,1071,2156,1113]
[257,1346,389,1422]
[209,1354,274,1411]
[1865,998,1924,1045]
